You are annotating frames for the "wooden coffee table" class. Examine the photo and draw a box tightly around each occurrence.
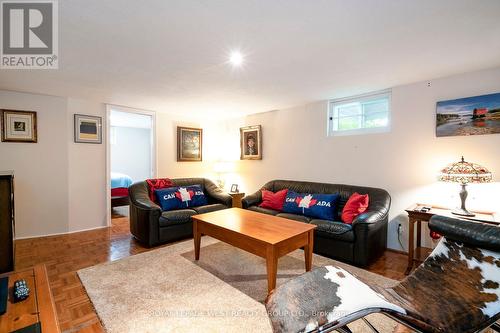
[193,208,317,294]
[0,265,60,333]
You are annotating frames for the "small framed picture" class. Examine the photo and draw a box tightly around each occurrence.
[74,114,102,144]
[240,125,262,160]
[1,109,37,143]
[177,126,202,161]
[230,184,239,193]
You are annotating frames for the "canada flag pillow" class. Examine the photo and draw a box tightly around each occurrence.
[282,191,339,221]
[341,192,369,224]
[259,189,288,211]
[155,185,207,211]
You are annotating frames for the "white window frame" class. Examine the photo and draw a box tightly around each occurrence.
[327,89,392,136]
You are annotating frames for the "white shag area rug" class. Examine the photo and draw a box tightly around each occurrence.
[78,236,399,333]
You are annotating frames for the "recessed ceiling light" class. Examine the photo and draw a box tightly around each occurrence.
[229,51,243,67]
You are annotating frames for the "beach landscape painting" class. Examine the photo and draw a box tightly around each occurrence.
[436,92,500,137]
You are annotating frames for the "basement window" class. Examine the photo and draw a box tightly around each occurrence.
[328,89,391,136]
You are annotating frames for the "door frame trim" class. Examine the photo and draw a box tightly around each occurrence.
[105,104,157,227]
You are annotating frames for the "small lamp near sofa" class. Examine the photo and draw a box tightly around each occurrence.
[213,161,235,189]
[439,156,492,217]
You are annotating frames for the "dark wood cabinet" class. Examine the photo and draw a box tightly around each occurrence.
[0,171,14,274]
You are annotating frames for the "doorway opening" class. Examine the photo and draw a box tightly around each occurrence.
[106,105,156,224]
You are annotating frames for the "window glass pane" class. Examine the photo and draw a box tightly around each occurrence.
[363,99,388,116]
[364,112,388,128]
[338,116,361,130]
[328,91,391,135]
[336,103,361,118]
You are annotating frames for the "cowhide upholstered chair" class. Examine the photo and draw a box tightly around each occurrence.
[265,215,500,333]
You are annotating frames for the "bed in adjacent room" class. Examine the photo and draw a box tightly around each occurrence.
[111,172,133,208]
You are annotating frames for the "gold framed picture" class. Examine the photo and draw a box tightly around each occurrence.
[74,114,102,144]
[177,126,202,161]
[1,109,38,143]
[240,125,262,160]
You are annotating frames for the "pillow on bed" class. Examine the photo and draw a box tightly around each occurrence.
[146,178,174,203]
[155,185,207,211]
[111,172,133,189]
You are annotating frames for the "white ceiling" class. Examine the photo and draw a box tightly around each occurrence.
[1,0,500,118]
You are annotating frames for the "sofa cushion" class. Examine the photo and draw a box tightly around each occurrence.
[155,185,208,211]
[248,206,280,215]
[311,219,354,242]
[146,178,174,203]
[259,189,288,211]
[159,209,197,227]
[282,191,339,220]
[193,204,227,214]
[277,213,311,223]
[341,192,369,224]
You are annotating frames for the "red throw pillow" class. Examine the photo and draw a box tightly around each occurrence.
[146,178,174,203]
[341,193,369,224]
[259,189,288,211]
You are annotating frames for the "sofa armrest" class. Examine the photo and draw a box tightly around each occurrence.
[204,180,232,207]
[132,197,161,211]
[352,210,389,241]
[242,190,262,208]
[351,210,388,266]
[352,210,387,226]
[128,181,162,247]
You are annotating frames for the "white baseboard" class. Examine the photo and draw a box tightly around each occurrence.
[15,225,109,240]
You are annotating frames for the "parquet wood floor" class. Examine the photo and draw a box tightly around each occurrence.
[14,214,408,332]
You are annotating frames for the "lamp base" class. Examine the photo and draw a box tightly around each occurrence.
[451,208,475,217]
[216,179,225,189]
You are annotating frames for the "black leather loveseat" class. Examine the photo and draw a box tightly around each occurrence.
[242,180,390,266]
[129,178,232,247]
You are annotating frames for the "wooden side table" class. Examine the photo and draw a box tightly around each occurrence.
[0,265,60,333]
[405,204,497,275]
[229,192,245,209]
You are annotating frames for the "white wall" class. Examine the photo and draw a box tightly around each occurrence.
[67,98,107,233]
[156,112,222,180]
[2,66,499,243]
[0,90,69,237]
[0,90,219,239]
[0,91,107,238]
[222,67,500,251]
[111,126,152,182]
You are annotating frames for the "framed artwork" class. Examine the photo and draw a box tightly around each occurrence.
[177,126,202,161]
[436,92,500,137]
[230,184,239,193]
[1,109,37,143]
[74,114,102,144]
[240,125,262,160]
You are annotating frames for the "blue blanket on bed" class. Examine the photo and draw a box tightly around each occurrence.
[111,172,133,189]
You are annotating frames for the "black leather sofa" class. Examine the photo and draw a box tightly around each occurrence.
[129,178,232,247]
[242,179,390,266]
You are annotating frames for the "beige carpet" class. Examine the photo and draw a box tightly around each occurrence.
[78,237,401,333]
